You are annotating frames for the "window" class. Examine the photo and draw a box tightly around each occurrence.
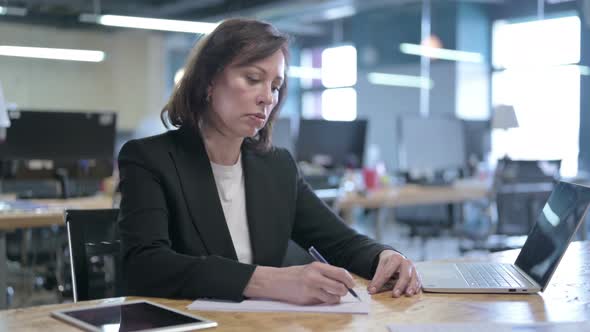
[491,15,581,177]
[299,45,357,121]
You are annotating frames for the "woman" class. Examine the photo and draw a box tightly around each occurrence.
[118,18,420,305]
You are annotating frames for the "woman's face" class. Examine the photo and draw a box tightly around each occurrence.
[207,49,285,139]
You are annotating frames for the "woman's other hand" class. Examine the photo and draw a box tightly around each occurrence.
[368,250,421,297]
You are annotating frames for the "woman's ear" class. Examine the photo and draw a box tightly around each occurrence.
[206,85,213,103]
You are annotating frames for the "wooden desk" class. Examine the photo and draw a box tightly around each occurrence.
[0,196,113,309]
[334,179,490,241]
[0,196,113,230]
[2,240,588,331]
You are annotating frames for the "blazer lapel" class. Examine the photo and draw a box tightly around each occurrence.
[169,127,238,260]
[242,149,290,266]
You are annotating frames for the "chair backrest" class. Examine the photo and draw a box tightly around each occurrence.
[65,208,122,302]
[493,159,561,235]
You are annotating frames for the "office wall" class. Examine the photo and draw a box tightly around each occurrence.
[346,2,463,171]
[357,62,457,171]
[350,3,458,70]
[0,22,167,131]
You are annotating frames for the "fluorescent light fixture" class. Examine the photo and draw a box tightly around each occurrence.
[323,5,356,20]
[288,66,322,79]
[557,64,589,75]
[0,46,105,62]
[80,14,218,34]
[400,43,484,63]
[0,5,27,16]
[577,65,590,76]
[496,64,590,76]
[367,72,434,89]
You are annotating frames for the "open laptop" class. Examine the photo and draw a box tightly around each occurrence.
[417,181,590,293]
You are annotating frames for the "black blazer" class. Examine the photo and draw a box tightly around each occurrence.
[118,126,394,301]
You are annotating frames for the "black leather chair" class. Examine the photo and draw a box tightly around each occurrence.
[461,159,561,253]
[493,159,560,236]
[65,208,122,302]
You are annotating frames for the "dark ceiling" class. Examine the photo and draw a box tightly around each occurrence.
[1,0,506,37]
[3,0,278,20]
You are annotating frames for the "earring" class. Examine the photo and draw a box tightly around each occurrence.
[206,94,211,103]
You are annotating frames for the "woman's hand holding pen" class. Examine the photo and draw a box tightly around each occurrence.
[243,263,355,305]
[368,250,422,297]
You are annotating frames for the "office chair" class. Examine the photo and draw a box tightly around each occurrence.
[493,159,560,235]
[462,159,560,253]
[65,208,122,302]
[394,204,455,260]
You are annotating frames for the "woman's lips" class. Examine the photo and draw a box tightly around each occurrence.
[246,113,266,126]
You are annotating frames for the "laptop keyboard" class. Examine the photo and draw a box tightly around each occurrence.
[455,263,534,288]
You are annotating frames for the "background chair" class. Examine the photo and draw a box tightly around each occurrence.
[493,160,560,235]
[65,208,122,302]
[394,204,455,260]
[462,159,561,253]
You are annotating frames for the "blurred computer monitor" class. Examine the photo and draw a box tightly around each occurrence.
[271,117,295,155]
[398,116,466,173]
[0,110,117,184]
[0,110,116,161]
[296,119,367,169]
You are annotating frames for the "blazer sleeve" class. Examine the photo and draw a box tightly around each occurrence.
[284,150,397,279]
[118,140,256,301]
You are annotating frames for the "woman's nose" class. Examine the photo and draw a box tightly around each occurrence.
[256,87,274,106]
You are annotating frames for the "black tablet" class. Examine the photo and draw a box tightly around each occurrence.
[51,300,217,332]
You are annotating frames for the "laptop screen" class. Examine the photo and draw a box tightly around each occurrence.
[515,181,590,290]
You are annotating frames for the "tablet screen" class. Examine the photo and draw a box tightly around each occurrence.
[54,301,215,332]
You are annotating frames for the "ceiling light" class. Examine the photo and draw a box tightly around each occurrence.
[499,64,590,76]
[288,66,322,79]
[323,5,356,20]
[0,46,105,62]
[0,5,27,16]
[80,14,218,34]
[577,65,590,76]
[367,72,433,89]
[400,43,484,63]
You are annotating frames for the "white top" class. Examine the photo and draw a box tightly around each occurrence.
[210,154,253,264]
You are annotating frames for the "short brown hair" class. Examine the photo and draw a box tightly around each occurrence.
[161,18,290,152]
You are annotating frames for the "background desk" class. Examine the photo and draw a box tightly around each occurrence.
[2,240,587,331]
[334,179,490,241]
[0,196,113,309]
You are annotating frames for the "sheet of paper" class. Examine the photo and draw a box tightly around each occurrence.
[187,289,370,314]
[388,322,590,332]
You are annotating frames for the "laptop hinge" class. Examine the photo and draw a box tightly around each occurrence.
[512,264,541,289]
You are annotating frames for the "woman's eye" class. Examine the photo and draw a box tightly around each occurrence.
[246,76,260,83]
